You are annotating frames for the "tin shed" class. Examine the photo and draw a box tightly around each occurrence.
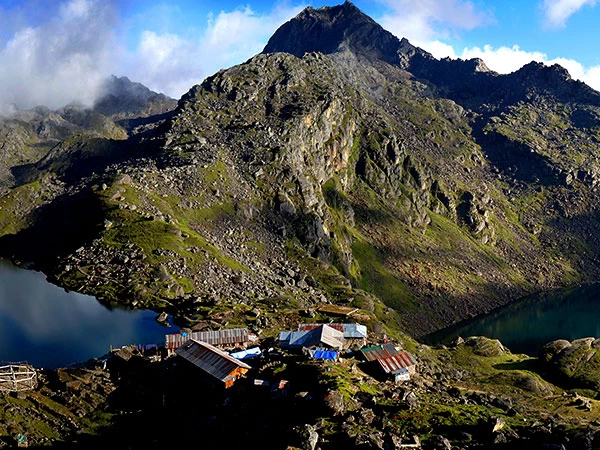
[175,339,252,388]
[288,324,344,349]
[166,328,250,353]
[360,343,399,362]
[376,351,417,381]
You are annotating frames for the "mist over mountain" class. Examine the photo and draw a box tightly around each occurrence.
[93,75,177,119]
[0,1,118,113]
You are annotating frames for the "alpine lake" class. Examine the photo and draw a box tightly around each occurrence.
[3,255,600,367]
[426,284,600,355]
[0,259,175,368]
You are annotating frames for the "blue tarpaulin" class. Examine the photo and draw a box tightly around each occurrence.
[310,349,338,360]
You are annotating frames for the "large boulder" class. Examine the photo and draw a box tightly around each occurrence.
[540,337,600,390]
[464,336,506,357]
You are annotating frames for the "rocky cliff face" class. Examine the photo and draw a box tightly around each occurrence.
[2,3,600,337]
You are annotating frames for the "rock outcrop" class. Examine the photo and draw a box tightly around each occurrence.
[541,337,600,390]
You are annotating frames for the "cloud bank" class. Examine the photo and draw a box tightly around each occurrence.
[455,44,600,91]
[378,0,492,40]
[410,41,600,92]
[0,0,305,111]
[0,0,117,112]
[378,0,493,57]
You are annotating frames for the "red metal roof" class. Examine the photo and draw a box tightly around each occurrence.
[166,328,249,350]
[175,339,251,383]
[360,343,398,362]
[377,352,417,374]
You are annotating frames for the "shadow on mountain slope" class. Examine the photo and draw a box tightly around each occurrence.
[0,189,104,268]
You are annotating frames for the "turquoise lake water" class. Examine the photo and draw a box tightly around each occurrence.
[0,260,174,368]
[425,284,600,355]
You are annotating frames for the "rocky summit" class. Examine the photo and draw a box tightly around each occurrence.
[4,1,600,448]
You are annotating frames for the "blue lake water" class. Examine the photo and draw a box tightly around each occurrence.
[0,260,175,368]
[425,284,600,356]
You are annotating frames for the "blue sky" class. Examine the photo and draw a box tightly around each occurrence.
[1,0,600,110]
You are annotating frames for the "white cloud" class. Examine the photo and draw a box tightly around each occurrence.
[125,3,306,99]
[0,0,117,112]
[459,45,548,73]
[378,0,493,45]
[542,0,599,28]
[376,0,496,66]
[0,1,306,110]
[422,40,458,59]
[60,0,93,19]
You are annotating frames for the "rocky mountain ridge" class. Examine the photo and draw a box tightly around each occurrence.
[1,3,600,339]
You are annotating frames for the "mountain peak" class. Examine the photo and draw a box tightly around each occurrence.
[263,2,421,66]
[515,61,571,81]
[93,75,176,119]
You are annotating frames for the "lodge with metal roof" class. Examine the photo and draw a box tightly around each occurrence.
[376,352,417,376]
[165,328,252,353]
[175,339,252,389]
[279,324,345,349]
[297,323,368,339]
[360,343,399,362]
[280,322,368,350]
[360,344,417,382]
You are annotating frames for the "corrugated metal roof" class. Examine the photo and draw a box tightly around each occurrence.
[360,343,399,362]
[279,331,293,342]
[175,339,251,382]
[297,323,368,339]
[382,343,398,355]
[230,347,262,360]
[298,323,344,332]
[319,325,345,348]
[166,328,249,350]
[287,331,310,347]
[287,325,344,349]
[343,323,368,338]
[377,352,417,374]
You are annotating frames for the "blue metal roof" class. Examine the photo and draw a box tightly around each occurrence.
[279,331,293,341]
[287,331,310,347]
